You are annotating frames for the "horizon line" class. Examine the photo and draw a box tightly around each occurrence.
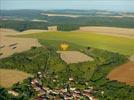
[1,9,134,13]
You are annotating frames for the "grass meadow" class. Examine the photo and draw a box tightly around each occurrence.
[18,31,134,55]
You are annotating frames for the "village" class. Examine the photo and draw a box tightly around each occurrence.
[31,71,99,100]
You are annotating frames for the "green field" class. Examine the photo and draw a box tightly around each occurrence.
[19,31,134,55]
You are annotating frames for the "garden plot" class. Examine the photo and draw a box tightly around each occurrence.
[57,51,94,64]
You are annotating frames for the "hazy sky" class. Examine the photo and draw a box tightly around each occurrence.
[1,0,134,12]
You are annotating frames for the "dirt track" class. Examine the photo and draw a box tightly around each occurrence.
[79,26,134,38]
[107,62,134,86]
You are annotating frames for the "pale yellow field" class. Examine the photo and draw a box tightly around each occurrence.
[0,69,32,88]
[57,51,94,64]
[0,29,42,59]
[0,28,48,35]
[78,26,134,38]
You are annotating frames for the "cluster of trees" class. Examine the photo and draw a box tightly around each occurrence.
[93,81,134,100]
[0,20,48,31]
[48,16,134,28]
[0,10,46,20]
[57,24,79,31]
[0,78,35,100]
[83,49,134,100]
[89,50,126,83]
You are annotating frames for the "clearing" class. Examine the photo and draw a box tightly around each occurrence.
[57,51,94,64]
[107,62,134,86]
[0,69,32,88]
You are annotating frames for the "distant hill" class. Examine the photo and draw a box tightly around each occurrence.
[0,9,134,31]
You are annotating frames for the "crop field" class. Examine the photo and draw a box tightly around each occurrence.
[57,51,94,64]
[79,26,134,38]
[0,69,32,88]
[108,62,134,85]
[0,28,49,35]
[18,31,134,55]
[0,30,41,59]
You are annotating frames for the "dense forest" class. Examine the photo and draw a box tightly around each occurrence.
[0,10,134,31]
[0,20,48,31]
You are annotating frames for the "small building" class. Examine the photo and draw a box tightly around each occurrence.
[69,77,73,81]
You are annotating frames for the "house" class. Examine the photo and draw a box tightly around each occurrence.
[69,77,73,81]
[8,90,19,96]
[64,95,73,100]
[70,87,76,91]
[74,90,81,94]
[73,92,81,98]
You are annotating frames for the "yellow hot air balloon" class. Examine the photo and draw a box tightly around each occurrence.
[60,43,69,51]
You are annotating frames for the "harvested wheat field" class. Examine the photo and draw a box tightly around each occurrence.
[57,51,94,64]
[0,69,32,88]
[0,28,18,35]
[79,26,134,38]
[0,28,48,35]
[107,62,134,86]
[0,30,41,59]
[21,29,48,34]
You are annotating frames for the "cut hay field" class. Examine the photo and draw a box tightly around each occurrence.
[0,69,32,88]
[0,29,42,59]
[57,51,94,64]
[18,31,134,55]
